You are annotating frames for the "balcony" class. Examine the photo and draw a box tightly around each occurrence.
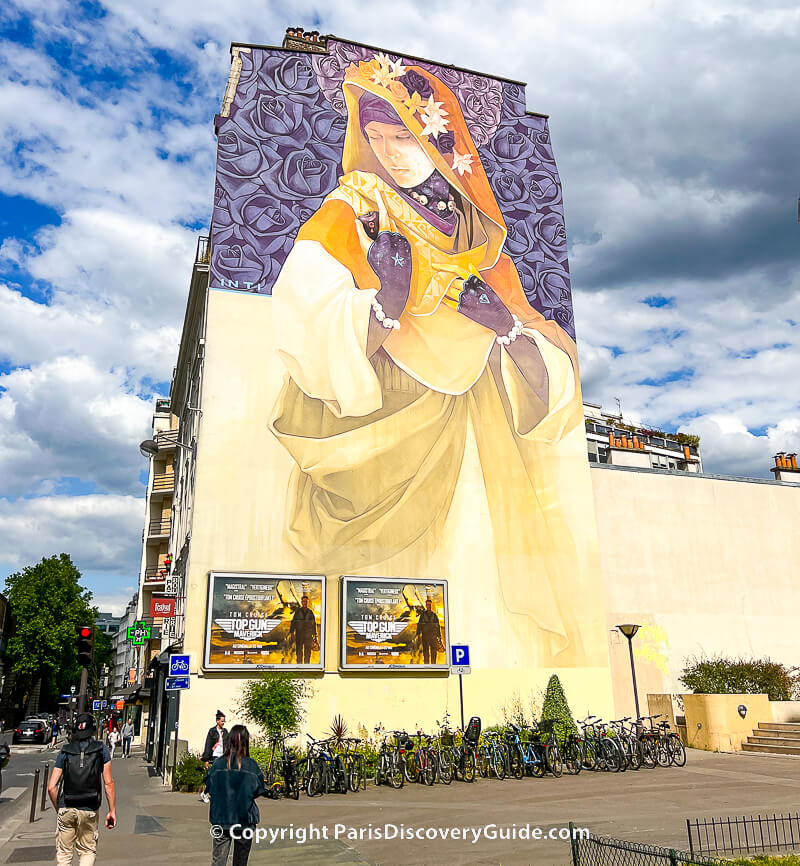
[151,473,175,495]
[147,518,171,538]
[196,235,210,265]
[585,421,699,456]
[144,566,167,584]
[155,428,180,449]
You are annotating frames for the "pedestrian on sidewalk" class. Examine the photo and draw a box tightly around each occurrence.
[48,712,116,865]
[108,727,120,759]
[121,719,134,758]
[205,725,265,866]
[200,710,228,804]
[50,718,59,749]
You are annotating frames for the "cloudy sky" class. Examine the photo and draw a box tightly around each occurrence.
[1,1,798,613]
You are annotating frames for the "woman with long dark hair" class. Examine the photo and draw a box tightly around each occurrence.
[204,724,265,866]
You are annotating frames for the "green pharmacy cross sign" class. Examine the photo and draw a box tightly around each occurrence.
[127,620,152,646]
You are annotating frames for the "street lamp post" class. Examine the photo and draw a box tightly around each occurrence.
[617,623,641,721]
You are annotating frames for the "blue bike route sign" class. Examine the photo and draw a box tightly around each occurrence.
[168,654,190,676]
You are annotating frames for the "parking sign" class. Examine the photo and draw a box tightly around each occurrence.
[450,645,470,667]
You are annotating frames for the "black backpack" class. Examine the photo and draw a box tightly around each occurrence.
[62,740,104,810]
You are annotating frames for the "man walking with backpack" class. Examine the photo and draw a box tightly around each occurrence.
[47,712,116,865]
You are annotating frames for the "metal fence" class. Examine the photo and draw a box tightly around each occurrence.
[570,826,722,866]
[687,813,800,857]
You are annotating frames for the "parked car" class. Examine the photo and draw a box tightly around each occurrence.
[0,742,10,795]
[12,720,47,744]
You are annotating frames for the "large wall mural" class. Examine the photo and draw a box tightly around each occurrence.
[211,38,574,338]
[209,36,607,669]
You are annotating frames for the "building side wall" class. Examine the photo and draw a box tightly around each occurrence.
[592,466,800,716]
[177,290,614,751]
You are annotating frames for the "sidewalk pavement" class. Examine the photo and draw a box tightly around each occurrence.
[3,747,800,865]
[0,747,371,865]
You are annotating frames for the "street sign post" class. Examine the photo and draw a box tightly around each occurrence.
[100,700,107,709]
[92,700,100,711]
[450,644,471,729]
[165,676,190,691]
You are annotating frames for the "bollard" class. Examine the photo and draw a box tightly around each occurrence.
[40,763,50,812]
[29,768,40,823]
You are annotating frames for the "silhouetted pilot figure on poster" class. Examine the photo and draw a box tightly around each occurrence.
[417,596,442,664]
[289,594,317,664]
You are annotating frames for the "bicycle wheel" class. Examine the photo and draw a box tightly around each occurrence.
[492,748,506,780]
[462,747,476,782]
[348,755,363,792]
[306,764,323,797]
[626,736,643,771]
[422,751,436,785]
[656,736,672,767]
[581,740,597,771]
[563,740,581,775]
[668,734,687,767]
[546,742,563,778]
[289,770,300,800]
[388,754,405,789]
[508,746,525,779]
[403,751,420,783]
[438,750,453,784]
[640,736,657,769]
[600,738,622,772]
[477,746,490,777]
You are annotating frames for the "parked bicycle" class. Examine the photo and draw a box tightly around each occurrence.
[305,734,348,796]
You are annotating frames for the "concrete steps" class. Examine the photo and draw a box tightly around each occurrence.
[742,721,800,756]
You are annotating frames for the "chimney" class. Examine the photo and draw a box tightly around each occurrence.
[771,453,800,481]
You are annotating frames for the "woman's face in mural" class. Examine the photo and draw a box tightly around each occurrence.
[364,121,434,188]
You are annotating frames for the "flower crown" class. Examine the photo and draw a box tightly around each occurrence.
[348,54,473,177]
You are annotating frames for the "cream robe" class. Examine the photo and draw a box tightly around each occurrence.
[269,239,605,667]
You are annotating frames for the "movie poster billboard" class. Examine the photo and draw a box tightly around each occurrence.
[204,572,324,670]
[340,576,449,670]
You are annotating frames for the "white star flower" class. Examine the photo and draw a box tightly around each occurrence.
[370,53,405,88]
[451,149,474,176]
[419,95,450,139]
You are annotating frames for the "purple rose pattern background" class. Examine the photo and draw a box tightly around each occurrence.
[210,40,575,339]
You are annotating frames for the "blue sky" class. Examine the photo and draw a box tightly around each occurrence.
[0,1,798,612]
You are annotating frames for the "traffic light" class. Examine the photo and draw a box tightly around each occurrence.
[77,625,94,667]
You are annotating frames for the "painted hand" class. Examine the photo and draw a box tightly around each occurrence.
[360,215,412,319]
[457,274,515,335]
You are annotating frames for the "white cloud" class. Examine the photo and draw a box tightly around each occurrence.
[0,493,144,575]
[0,0,798,605]
[0,356,153,495]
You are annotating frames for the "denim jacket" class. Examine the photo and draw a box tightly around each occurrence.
[204,755,266,829]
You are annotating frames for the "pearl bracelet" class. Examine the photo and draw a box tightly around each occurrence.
[371,298,401,330]
[496,315,524,346]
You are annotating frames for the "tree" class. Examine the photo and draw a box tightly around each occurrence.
[238,673,311,743]
[3,554,96,712]
[540,674,578,740]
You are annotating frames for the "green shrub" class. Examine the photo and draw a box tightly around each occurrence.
[238,673,312,741]
[680,656,795,701]
[540,674,578,740]
[174,752,205,790]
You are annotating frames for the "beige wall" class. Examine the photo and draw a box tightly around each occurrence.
[593,466,800,715]
[175,289,614,753]
[683,693,772,751]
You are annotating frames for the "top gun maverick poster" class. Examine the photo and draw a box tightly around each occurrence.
[207,32,609,670]
[205,572,325,670]
[341,576,449,669]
